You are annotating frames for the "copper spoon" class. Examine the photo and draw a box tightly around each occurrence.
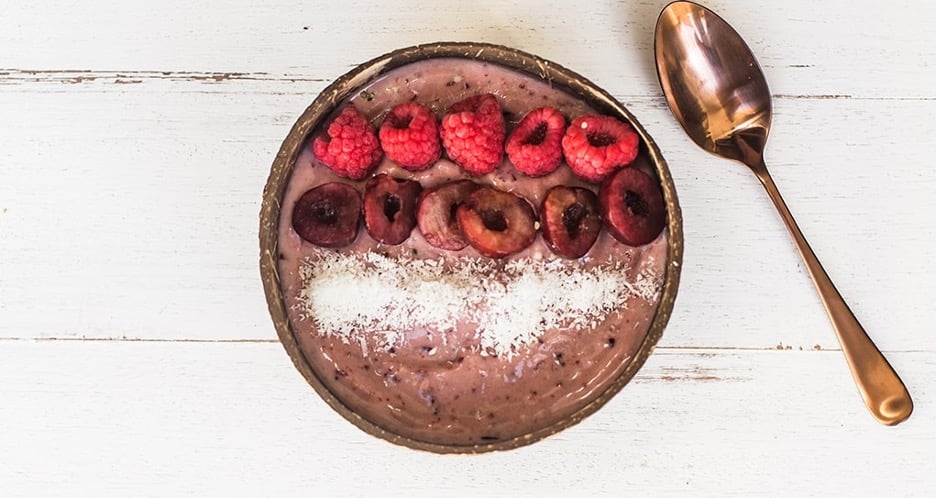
[653,0,912,425]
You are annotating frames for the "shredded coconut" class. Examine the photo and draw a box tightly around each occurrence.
[296,250,661,357]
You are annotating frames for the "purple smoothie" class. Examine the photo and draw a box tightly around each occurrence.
[276,58,667,446]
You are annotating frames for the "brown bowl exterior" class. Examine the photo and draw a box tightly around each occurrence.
[259,42,683,453]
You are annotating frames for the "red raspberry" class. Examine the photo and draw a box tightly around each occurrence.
[561,115,639,182]
[440,94,506,175]
[378,102,441,171]
[312,105,382,180]
[505,107,566,177]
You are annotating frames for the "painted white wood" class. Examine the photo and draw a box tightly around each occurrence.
[0,342,932,497]
[1,89,932,350]
[1,1,934,98]
[1,0,934,495]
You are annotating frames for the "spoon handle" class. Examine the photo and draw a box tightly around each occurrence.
[752,164,912,425]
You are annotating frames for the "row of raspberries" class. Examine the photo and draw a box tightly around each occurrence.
[311,93,640,182]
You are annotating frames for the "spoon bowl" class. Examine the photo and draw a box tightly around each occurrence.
[655,1,771,167]
[654,0,912,425]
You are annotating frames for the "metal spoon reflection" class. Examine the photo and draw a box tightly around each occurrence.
[654,0,912,425]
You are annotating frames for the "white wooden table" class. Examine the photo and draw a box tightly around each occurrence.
[2,1,934,496]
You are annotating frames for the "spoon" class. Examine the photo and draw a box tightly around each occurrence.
[653,1,912,425]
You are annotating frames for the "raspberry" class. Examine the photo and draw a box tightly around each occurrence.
[378,102,441,170]
[505,107,566,177]
[440,93,506,175]
[312,105,382,180]
[561,115,639,182]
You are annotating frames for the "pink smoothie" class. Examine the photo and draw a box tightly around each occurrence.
[276,58,668,446]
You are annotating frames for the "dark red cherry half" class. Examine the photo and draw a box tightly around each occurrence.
[598,167,666,246]
[456,186,537,258]
[540,185,601,259]
[363,174,422,245]
[292,182,362,248]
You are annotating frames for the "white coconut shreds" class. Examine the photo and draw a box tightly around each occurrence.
[295,250,662,357]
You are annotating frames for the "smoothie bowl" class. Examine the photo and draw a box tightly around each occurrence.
[259,42,683,453]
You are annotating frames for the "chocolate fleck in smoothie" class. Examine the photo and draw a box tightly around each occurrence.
[274,55,670,448]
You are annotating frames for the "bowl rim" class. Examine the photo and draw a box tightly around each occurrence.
[259,41,683,453]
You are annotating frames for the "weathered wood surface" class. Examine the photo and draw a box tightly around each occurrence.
[1,1,934,496]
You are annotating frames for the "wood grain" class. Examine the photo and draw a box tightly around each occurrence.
[1,90,932,351]
[1,0,932,98]
[1,0,934,495]
[0,341,932,496]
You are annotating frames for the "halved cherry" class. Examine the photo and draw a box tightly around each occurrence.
[416,180,480,251]
[540,185,601,259]
[363,174,422,245]
[292,182,362,248]
[598,167,666,246]
[456,186,537,258]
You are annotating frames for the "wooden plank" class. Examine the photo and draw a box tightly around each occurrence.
[0,341,931,496]
[1,86,933,350]
[0,1,934,98]
[2,2,932,497]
